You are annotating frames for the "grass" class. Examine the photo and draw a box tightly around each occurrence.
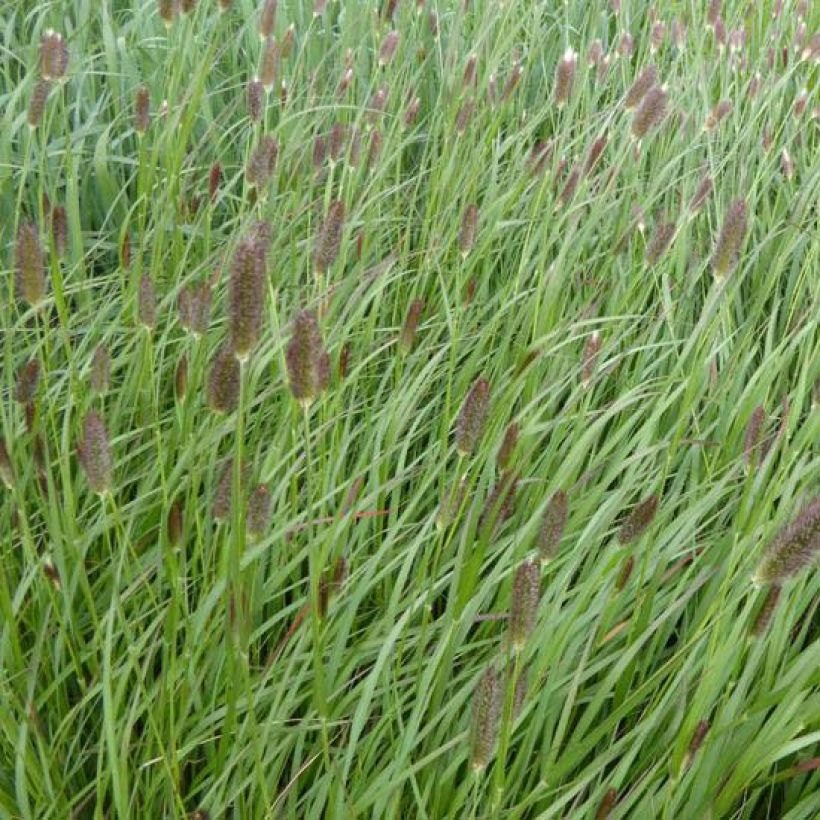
[1,0,818,817]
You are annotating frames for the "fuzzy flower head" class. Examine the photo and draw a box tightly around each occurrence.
[78,411,113,495]
[455,378,491,455]
[753,496,820,585]
[711,197,748,280]
[286,309,330,407]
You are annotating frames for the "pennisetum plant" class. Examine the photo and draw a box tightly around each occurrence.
[455,378,491,456]
[618,494,659,544]
[15,222,47,308]
[711,197,748,281]
[78,411,113,495]
[752,496,820,585]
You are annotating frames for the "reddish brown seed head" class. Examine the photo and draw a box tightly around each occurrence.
[704,99,732,131]
[208,163,222,202]
[470,665,501,772]
[158,0,179,26]
[40,30,68,80]
[455,377,491,455]
[247,77,265,121]
[596,788,618,819]
[207,343,240,413]
[78,411,113,495]
[455,97,475,135]
[314,200,345,276]
[743,405,767,467]
[463,53,478,87]
[181,0,197,13]
[285,310,330,407]
[50,205,68,256]
[618,494,659,544]
[554,48,578,108]
[480,471,518,537]
[259,0,277,38]
[624,65,657,109]
[27,79,51,128]
[645,220,676,265]
[138,275,157,330]
[584,133,608,175]
[228,234,267,361]
[260,37,278,90]
[690,173,713,213]
[615,555,635,590]
[398,299,425,355]
[750,584,781,636]
[15,360,40,405]
[175,354,189,401]
[581,331,601,387]
[368,129,383,171]
[496,422,519,470]
[650,20,666,52]
[245,135,278,188]
[178,280,213,337]
[509,559,540,650]
[619,32,635,58]
[753,496,820,585]
[458,203,479,257]
[135,86,150,134]
[15,222,47,308]
[378,30,400,66]
[631,85,668,140]
[538,489,568,563]
[711,197,748,280]
[167,499,184,546]
[247,484,273,537]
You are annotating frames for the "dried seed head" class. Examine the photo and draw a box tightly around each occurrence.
[480,471,518,538]
[509,559,540,650]
[213,457,248,520]
[328,122,346,163]
[398,298,425,355]
[285,310,330,407]
[463,53,478,87]
[27,79,51,128]
[538,489,568,563]
[40,30,68,80]
[134,86,150,134]
[178,280,213,336]
[631,85,668,140]
[338,342,351,380]
[645,220,676,265]
[596,788,618,820]
[15,222,47,308]
[175,354,189,401]
[496,422,519,470]
[793,88,809,119]
[208,163,222,202]
[502,60,523,101]
[337,66,354,97]
[158,0,179,26]
[750,584,781,637]
[554,48,578,108]
[138,275,157,330]
[711,197,748,280]
[458,203,479,257]
[78,411,113,495]
[51,205,68,257]
[753,497,820,585]
[455,378,491,455]
[181,0,197,13]
[247,484,273,537]
[618,494,659,544]
[228,234,267,360]
[683,720,710,770]
[512,664,528,719]
[378,30,400,66]
[624,65,657,109]
[558,163,581,207]
[704,99,732,131]
[367,128,383,171]
[167,499,184,546]
[207,343,240,413]
[619,32,635,58]
[581,331,601,387]
[317,556,348,618]
[689,173,713,213]
[650,20,666,52]
[90,344,111,393]
[247,77,265,122]
[245,134,278,188]
[367,84,389,123]
[528,139,554,176]
[470,665,501,772]
[0,438,14,490]
[314,200,345,277]
[455,97,475,135]
[260,37,278,90]
[587,39,604,67]
[15,360,40,404]
[259,0,277,38]
[743,405,766,467]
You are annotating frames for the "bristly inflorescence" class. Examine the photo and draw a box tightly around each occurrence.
[15,222,47,308]
[618,494,659,544]
[207,343,241,414]
[228,231,268,360]
[455,377,491,456]
[314,200,345,278]
[752,496,820,585]
[509,559,540,650]
[711,198,748,280]
[285,309,330,407]
[469,664,501,772]
[78,411,113,495]
[538,489,568,563]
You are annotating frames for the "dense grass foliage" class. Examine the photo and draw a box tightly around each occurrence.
[1,1,819,817]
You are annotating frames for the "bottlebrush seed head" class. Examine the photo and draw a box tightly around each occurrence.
[704,99,732,131]
[436,476,467,530]
[15,360,40,404]
[404,95,421,128]
[750,584,781,637]
[138,275,157,330]
[463,53,478,87]
[645,220,676,265]
[398,298,425,355]
[207,343,240,413]
[743,405,766,467]
[15,221,47,308]
[181,0,197,13]
[90,344,111,393]
[752,496,820,585]
[502,60,523,101]
[0,438,15,490]
[631,84,668,140]
[179,281,213,336]
[27,79,51,128]
[379,30,400,66]
[509,559,540,650]
[479,471,518,537]
[554,48,578,108]
[455,377,491,455]
[134,86,150,134]
[624,65,657,110]
[175,354,189,401]
[455,97,475,135]
[367,84,389,124]
[470,664,501,772]
[40,30,68,80]
[587,39,604,67]
[458,203,479,257]
[259,0,277,38]
[51,205,68,256]
[584,133,608,175]
[496,422,519,470]
[618,494,659,544]
[167,499,184,546]
[581,331,601,387]
[314,200,345,276]
[228,235,267,361]
[208,163,222,202]
[428,11,439,40]
[619,32,635,58]
[260,37,278,90]
[247,484,273,537]
[707,0,721,28]
[615,554,635,590]
[683,720,710,770]
[558,163,581,207]
[538,489,568,563]
[711,197,748,280]
[247,77,265,122]
[690,173,713,213]
[596,788,618,819]
[280,23,295,58]
[159,0,179,26]
[286,310,330,407]
[368,129,383,171]
[650,20,665,52]
[245,135,278,188]
[213,457,246,520]
[78,410,113,495]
